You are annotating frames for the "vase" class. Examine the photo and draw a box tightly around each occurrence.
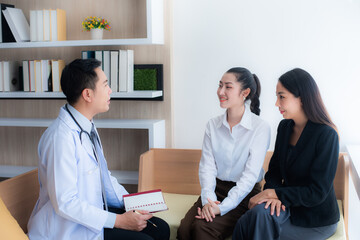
[90,28,103,40]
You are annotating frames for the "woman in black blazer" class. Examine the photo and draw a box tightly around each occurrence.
[232,68,339,240]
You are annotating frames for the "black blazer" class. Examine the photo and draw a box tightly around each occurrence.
[264,119,340,227]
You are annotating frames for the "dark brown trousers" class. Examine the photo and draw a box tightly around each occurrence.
[177,179,261,240]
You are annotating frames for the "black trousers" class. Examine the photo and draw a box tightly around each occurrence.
[104,208,170,240]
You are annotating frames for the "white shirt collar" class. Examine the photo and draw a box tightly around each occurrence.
[66,104,93,133]
[217,103,253,130]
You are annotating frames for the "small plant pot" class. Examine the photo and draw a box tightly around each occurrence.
[91,29,103,40]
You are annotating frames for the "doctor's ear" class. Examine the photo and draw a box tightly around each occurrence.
[81,88,93,103]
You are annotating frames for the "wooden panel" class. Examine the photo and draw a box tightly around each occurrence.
[0,127,150,171]
[0,127,45,166]
[98,128,148,170]
[0,169,39,233]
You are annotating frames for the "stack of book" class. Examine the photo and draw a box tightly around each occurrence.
[29,8,66,42]
[81,49,134,93]
[0,61,20,91]
[22,59,65,92]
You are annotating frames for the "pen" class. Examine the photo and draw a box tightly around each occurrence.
[133,210,158,228]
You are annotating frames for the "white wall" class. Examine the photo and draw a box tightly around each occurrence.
[173,0,360,150]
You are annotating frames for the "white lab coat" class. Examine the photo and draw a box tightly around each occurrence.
[27,106,128,240]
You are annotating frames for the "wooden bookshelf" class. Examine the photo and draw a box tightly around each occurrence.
[0,0,173,183]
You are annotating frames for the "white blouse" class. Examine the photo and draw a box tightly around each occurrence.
[199,104,271,215]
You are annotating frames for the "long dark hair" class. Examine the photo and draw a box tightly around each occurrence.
[279,68,337,131]
[226,67,261,115]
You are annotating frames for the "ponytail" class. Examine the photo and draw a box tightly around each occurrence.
[250,74,261,116]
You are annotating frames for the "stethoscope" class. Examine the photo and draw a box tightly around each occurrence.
[65,104,108,210]
[65,104,97,145]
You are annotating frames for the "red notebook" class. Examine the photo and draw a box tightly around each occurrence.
[123,189,168,213]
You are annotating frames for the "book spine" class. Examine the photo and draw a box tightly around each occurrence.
[110,50,119,92]
[22,60,30,91]
[0,61,3,91]
[29,10,37,42]
[127,50,134,92]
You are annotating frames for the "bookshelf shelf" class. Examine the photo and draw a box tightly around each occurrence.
[0,165,138,184]
[0,117,166,149]
[0,90,163,99]
[0,38,162,49]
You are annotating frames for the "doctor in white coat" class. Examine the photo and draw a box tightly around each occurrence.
[27,59,170,240]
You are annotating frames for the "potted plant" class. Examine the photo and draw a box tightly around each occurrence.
[82,16,111,40]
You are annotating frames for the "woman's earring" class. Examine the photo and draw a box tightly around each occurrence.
[243,96,246,101]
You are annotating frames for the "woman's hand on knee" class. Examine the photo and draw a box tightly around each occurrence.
[195,198,220,222]
[258,198,286,217]
[248,189,278,209]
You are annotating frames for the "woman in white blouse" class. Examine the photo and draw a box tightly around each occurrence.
[177,67,271,240]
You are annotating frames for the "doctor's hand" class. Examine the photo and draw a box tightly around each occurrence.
[114,210,153,231]
[195,198,220,222]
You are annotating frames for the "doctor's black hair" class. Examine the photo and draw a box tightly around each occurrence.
[226,67,261,116]
[61,58,102,105]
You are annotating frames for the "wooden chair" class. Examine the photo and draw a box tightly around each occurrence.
[0,169,39,233]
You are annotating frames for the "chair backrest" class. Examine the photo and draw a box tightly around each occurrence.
[0,169,39,233]
[139,148,202,194]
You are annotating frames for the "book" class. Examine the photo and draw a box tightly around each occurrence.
[56,8,66,41]
[34,60,42,92]
[81,50,95,59]
[95,50,103,66]
[22,60,29,91]
[51,59,65,92]
[18,65,23,91]
[0,61,3,91]
[123,189,168,213]
[29,10,37,42]
[127,50,134,92]
[0,3,15,42]
[41,59,51,91]
[2,7,30,42]
[2,61,20,91]
[29,60,35,91]
[36,10,43,41]
[43,9,50,41]
[102,50,110,82]
[119,50,134,92]
[49,9,57,41]
[118,50,127,92]
[110,50,119,92]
